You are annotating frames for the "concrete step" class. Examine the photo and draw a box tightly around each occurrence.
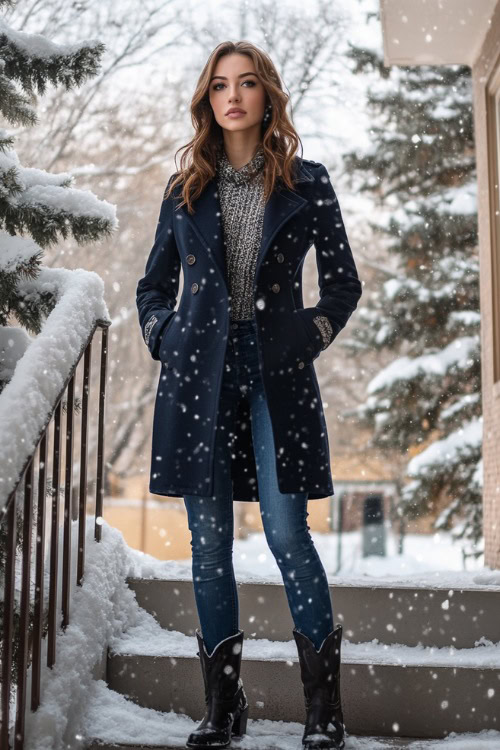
[83,679,498,749]
[126,576,500,649]
[106,630,500,739]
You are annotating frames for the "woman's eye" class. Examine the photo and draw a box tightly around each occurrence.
[212,80,256,91]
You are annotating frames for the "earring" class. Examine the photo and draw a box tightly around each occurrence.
[262,103,272,123]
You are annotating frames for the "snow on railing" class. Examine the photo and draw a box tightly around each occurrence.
[0,266,110,510]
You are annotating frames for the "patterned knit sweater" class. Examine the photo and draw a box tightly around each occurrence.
[215,144,333,349]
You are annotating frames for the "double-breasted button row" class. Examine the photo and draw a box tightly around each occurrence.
[187,255,198,293]
[271,283,280,293]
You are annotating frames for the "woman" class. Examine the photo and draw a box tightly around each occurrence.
[136,40,362,750]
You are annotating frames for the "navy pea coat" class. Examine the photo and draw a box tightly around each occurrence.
[136,156,362,502]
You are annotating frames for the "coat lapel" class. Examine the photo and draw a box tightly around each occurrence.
[178,159,313,291]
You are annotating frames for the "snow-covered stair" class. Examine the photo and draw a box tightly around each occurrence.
[83,577,500,748]
[84,672,500,748]
[84,671,500,748]
[127,576,500,649]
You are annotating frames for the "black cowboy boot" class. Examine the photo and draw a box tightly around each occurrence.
[293,624,345,750]
[186,628,249,749]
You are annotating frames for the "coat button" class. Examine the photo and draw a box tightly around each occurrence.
[276,253,284,263]
[191,282,199,294]
[298,361,305,369]
[187,254,196,265]
[271,283,280,293]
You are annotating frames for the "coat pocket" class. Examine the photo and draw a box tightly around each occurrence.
[293,310,321,365]
[158,317,179,369]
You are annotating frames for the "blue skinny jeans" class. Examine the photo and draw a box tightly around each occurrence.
[183,317,334,655]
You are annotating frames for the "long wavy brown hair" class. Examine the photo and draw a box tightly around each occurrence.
[165,40,303,214]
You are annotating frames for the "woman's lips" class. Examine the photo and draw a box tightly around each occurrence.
[226,111,246,118]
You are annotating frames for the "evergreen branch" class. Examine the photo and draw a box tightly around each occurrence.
[1,199,116,248]
[0,128,15,152]
[0,163,23,200]
[0,69,37,126]
[0,241,44,325]
[9,283,57,333]
[0,19,105,97]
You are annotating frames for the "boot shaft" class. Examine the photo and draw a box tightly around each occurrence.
[293,625,342,705]
[187,629,249,748]
[293,624,345,747]
[196,628,244,701]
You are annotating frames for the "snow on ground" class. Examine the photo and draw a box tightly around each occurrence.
[129,524,499,591]
[23,520,137,750]
[19,519,500,750]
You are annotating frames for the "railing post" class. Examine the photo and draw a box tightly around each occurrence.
[32,431,48,711]
[78,340,92,584]
[95,325,108,543]
[47,400,62,669]
[14,459,34,749]
[1,490,17,750]
[62,375,75,630]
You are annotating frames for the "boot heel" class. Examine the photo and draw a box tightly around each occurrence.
[232,704,248,737]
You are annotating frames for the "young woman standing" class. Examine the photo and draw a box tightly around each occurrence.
[136,40,362,750]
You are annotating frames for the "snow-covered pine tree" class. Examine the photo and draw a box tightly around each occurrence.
[0,0,117,692]
[342,44,482,559]
[0,0,115,391]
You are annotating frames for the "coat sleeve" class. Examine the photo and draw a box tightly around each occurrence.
[136,175,182,361]
[299,164,362,354]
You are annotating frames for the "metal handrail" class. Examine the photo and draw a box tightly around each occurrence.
[0,318,110,750]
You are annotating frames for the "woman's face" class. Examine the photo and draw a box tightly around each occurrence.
[209,53,267,134]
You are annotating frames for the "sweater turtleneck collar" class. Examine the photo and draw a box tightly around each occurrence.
[216,144,265,186]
